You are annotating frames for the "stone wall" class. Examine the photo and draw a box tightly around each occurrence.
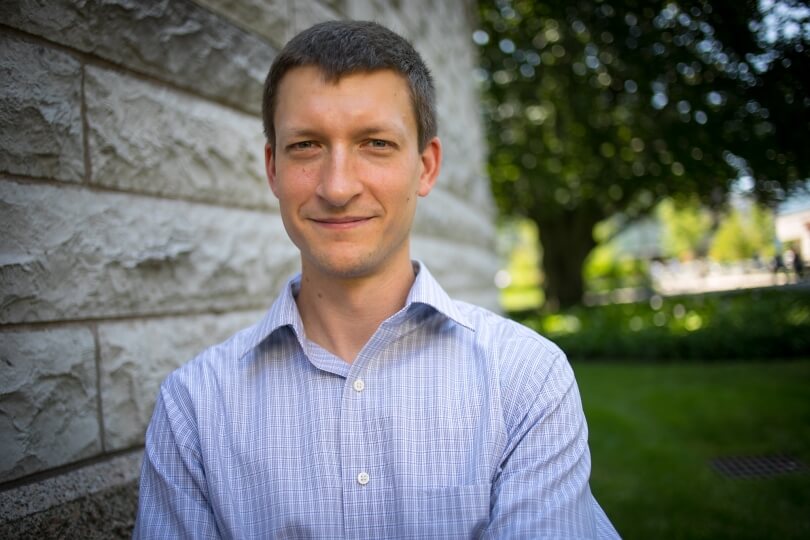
[0,0,496,535]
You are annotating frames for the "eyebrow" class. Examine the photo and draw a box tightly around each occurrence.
[280,128,322,141]
[280,123,407,142]
[354,125,406,140]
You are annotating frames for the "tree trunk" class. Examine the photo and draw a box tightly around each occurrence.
[534,208,601,311]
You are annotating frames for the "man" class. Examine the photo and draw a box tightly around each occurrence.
[134,20,619,539]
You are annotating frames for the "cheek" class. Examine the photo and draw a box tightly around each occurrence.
[371,161,421,192]
[275,165,318,201]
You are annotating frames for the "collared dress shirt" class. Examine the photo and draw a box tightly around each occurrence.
[134,263,620,539]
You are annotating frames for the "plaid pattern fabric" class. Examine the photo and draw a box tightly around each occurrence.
[134,263,619,539]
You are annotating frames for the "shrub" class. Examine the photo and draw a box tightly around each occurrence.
[513,287,810,361]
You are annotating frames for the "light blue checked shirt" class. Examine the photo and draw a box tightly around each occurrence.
[134,263,619,539]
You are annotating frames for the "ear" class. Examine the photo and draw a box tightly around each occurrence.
[417,136,442,197]
[265,142,280,198]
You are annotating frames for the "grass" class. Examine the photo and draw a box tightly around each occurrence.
[574,360,810,540]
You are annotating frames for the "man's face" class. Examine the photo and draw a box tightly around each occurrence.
[266,66,441,280]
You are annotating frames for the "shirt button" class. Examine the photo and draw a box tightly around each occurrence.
[353,378,365,392]
[357,471,370,485]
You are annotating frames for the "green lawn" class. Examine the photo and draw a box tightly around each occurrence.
[574,360,810,540]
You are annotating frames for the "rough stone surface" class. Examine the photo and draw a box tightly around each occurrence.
[0,181,299,324]
[292,0,344,34]
[0,449,141,521]
[0,327,100,483]
[412,235,500,311]
[0,33,84,182]
[421,7,494,210]
[99,310,266,450]
[0,0,275,115]
[415,187,496,249]
[192,0,291,48]
[85,66,272,208]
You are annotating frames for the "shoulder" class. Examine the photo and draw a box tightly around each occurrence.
[160,320,265,402]
[453,300,576,416]
[454,299,566,367]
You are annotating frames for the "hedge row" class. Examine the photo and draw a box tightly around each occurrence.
[513,286,810,361]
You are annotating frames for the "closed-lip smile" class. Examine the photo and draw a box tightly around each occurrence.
[310,216,373,228]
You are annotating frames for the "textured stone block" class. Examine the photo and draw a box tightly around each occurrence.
[85,66,272,208]
[415,187,496,249]
[0,327,100,483]
[419,8,492,206]
[192,0,291,48]
[292,0,343,33]
[99,310,265,450]
[345,0,407,34]
[0,33,84,181]
[412,235,501,311]
[0,181,299,324]
[0,0,275,115]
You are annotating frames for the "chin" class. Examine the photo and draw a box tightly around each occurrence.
[309,252,382,279]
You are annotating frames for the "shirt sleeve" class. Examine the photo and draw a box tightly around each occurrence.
[485,353,621,539]
[133,379,221,539]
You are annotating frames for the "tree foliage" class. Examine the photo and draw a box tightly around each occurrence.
[657,197,712,260]
[476,0,810,308]
[708,203,776,261]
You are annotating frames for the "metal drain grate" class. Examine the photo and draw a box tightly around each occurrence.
[710,454,808,479]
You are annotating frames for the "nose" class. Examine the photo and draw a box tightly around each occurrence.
[315,148,362,207]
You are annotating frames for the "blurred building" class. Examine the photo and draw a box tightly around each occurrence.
[609,216,663,260]
[776,193,810,262]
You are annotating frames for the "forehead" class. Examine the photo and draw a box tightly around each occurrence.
[274,66,417,136]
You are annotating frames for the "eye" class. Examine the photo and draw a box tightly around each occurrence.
[289,141,315,150]
[365,139,397,151]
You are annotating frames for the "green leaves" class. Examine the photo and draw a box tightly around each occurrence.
[477,0,809,305]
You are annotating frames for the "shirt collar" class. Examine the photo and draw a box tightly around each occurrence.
[239,275,303,358]
[239,261,475,358]
[405,261,475,332]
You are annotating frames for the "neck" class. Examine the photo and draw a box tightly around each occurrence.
[295,258,416,363]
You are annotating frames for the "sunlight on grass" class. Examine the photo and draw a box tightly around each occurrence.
[576,361,810,540]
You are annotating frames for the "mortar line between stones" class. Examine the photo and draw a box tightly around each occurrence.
[0,446,144,494]
[91,322,107,454]
[0,173,277,214]
[191,1,286,50]
[0,303,274,332]
[80,63,92,185]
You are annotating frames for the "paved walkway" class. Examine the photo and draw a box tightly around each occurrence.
[652,268,808,295]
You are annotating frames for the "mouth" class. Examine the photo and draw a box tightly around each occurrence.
[310,216,373,229]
